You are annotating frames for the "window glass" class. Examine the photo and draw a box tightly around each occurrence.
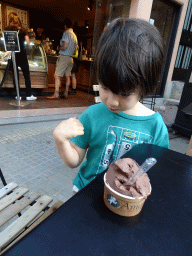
[150,0,176,93]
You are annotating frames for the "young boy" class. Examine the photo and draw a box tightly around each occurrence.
[53,18,169,192]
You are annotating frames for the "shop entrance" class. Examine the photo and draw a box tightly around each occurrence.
[0,0,96,111]
[150,0,181,96]
[172,0,192,82]
[90,0,181,98]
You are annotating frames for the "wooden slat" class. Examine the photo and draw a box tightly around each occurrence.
[0,195,53,251]
[0,191,40,227]
[0,187,29,212]
[0,183,18,199]
[0,201,64,255]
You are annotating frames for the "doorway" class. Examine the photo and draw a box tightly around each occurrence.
[90,0,181,98]
[150,0,181,96]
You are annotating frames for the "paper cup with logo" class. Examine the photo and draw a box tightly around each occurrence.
[104,174,149,217]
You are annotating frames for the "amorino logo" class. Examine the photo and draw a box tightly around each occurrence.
[119,202,143,212]
[107,194,120,208]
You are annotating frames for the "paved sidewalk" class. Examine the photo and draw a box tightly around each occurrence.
[0,120,190,208]
[0,121,79,206]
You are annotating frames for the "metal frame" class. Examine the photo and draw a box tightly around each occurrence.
[140,94,157,111]
[0,168,7,186]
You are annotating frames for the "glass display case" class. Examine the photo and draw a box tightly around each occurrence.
[0,37,48,88]
[26,40,48,72]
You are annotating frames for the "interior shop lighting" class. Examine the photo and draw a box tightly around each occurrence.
[24,41,34,46]
[33,62,39,66]
[87,0,93,11]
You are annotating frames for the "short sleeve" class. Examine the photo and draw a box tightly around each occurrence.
[61,31,69,43]
[153,117,169,149]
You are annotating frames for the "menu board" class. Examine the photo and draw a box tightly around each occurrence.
[6,6,28,28]
[3,31,20,52]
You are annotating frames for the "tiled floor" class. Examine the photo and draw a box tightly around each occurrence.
[0,89,95,125]
[0,89,95,209]
[0,89,95,111]
[0,121,80,208]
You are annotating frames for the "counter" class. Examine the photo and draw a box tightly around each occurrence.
[46,55,93,90]
[0,39,48,88]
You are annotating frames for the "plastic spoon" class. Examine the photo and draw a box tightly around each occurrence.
[126,158,157,185]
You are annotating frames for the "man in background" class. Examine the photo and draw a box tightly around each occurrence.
[47,18,77,99]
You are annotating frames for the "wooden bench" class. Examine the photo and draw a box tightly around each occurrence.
[0,182,63,255]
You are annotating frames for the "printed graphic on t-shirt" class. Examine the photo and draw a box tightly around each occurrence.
[96,125,153,174]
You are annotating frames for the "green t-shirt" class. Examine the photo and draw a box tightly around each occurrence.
[71,103,169,190]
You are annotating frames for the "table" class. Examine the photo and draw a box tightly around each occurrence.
[2,144,192,256]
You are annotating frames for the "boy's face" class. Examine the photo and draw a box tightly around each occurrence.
[99,84,141,115]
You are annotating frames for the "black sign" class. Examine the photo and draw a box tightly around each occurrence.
[2,31,20,52]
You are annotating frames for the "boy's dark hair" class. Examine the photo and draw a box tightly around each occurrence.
[64,18,73,28]
[95,18,164,99]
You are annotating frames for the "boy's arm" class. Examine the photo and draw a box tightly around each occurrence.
[53,118,87,168]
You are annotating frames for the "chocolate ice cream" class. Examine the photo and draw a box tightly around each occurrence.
[105,158,151,199]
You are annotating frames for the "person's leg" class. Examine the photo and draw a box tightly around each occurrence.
[70,58,78,94]
[63,57,73,98]
[19,57,37,100]
[69,72,77,95]
[64,76,70,98]
[47,56,65,99]
[20,60,32,97]
[55,75,61,97]
[47,74,61,99]
[71,73,76,90]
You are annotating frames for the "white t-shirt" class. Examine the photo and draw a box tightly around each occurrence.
[59,28,77,56]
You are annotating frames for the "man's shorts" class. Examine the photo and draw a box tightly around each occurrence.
[71,58,79,73]
[55,55,73,77]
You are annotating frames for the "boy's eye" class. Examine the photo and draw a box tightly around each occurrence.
[120,93,130,97]
[120,92,135,97]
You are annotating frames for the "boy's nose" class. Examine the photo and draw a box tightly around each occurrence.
[107,92,119,106]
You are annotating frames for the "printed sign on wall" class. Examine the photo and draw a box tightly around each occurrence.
[0,4,2,33]
[6,6,28,28]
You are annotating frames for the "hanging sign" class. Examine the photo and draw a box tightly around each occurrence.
[2,31,20,52]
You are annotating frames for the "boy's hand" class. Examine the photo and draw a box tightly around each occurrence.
[53,117,84,141]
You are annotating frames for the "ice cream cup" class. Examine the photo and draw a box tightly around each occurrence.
[104,174,150,217]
